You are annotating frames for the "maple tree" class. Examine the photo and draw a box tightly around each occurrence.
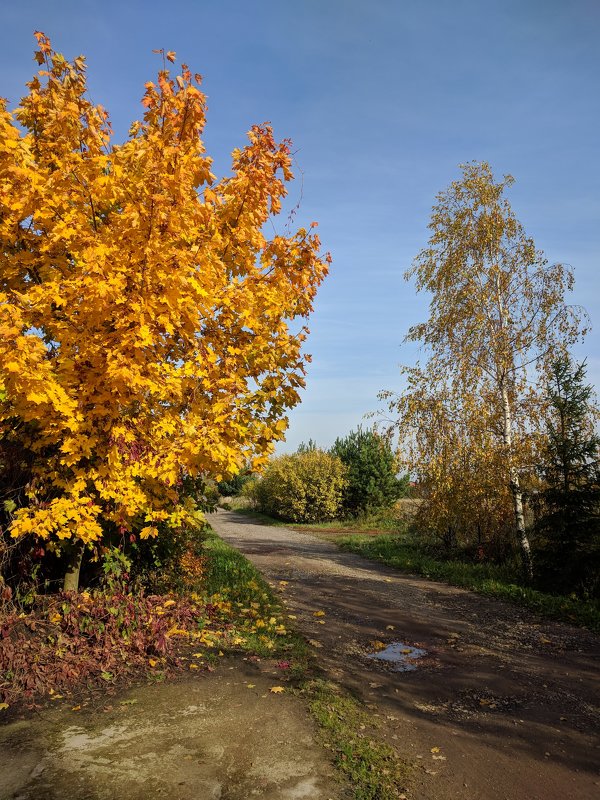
[0,34,329,587]
[384,162,585,579]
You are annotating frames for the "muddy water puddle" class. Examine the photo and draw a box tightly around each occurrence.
[368,641,428,672]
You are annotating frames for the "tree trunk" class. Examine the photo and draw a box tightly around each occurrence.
[501,383,534,582]
[510,468,533,581]
[63,541,84,592]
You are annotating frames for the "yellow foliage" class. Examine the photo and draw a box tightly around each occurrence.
[383,162,583,555]
[254,450,347,523]
[1,35,329,547]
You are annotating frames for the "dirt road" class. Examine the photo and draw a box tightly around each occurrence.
[209,509,600,800]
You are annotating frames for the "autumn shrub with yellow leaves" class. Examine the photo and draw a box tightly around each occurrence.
[0,34,329,588]
[254,449,348,523]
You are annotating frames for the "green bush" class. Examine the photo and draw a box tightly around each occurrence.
[217,470,251,497]
[331,427,408,516]
[254,450,347,523]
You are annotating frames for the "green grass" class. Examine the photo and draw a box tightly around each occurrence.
[336,534,600,632]
[303,679,410,800]
[291,507,404,531]
[202,528,275,601]
[199,528,308,660]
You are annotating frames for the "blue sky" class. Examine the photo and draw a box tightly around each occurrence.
[2,0,599,451]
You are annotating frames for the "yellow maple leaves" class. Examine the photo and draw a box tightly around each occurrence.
[1,35,329,550]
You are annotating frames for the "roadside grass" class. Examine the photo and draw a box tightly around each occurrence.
[335,534,600,633]
[303,679,410,800]
[200,528,307,661]
[202,527,411,799]
[290,507,404,532]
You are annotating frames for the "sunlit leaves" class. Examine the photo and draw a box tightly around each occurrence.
[385,162,585,557]
[0,34,329,548]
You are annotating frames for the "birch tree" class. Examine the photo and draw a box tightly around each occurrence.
[386,162,585,579]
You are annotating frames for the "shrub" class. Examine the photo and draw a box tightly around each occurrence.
[330,427,408,516]
[255,450,347,523]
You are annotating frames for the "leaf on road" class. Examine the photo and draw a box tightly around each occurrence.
[270,686,285,693]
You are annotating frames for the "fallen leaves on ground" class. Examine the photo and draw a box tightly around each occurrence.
[0,581,290,709]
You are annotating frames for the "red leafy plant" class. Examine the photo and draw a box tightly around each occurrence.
[0,590,221,708]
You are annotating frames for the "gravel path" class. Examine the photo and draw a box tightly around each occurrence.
[210,509,600,800]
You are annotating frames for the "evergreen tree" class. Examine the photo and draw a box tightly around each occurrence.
[331,427,407,516]
[536,357,600,596]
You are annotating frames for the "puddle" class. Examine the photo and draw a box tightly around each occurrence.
[368,641,427,672]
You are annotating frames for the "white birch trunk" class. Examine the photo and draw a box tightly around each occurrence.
[501,382,533,581]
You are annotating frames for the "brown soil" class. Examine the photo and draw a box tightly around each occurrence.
[291,527,386,536]
[210,509,600,800]
[0,659,344,800]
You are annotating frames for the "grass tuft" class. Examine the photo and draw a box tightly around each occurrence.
[303,679,410,800]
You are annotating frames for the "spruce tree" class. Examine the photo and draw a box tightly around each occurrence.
[331,427,408,516]
[536,357,600,596]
